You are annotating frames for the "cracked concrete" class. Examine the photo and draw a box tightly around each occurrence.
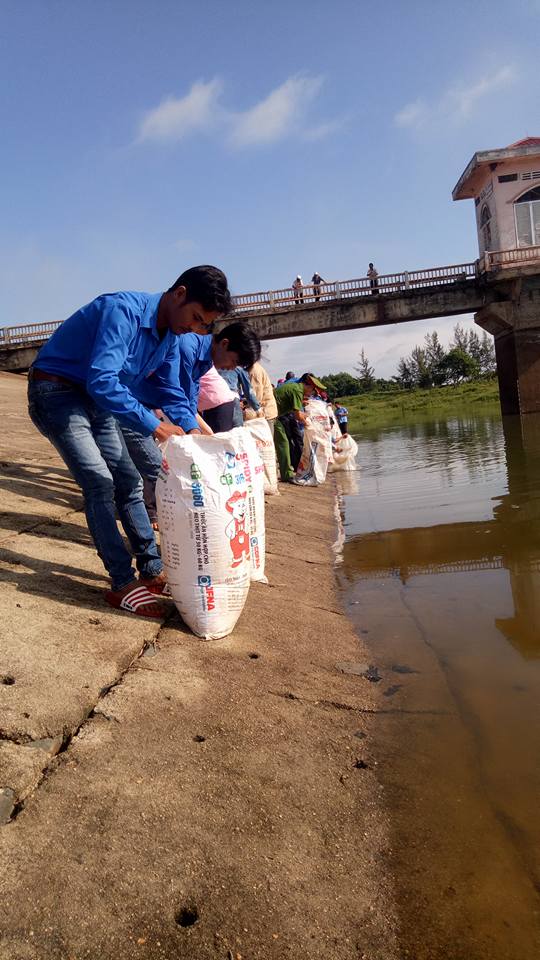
[0,372,400,959]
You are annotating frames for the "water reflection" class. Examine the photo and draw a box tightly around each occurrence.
[341,411,540,658]
[339,409,540,955]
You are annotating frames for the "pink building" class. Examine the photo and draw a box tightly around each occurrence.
[453,137,540,259]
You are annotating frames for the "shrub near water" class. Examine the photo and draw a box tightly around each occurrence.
[337,380,500,432]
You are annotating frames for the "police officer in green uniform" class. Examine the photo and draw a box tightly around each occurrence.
[274,374,326,483]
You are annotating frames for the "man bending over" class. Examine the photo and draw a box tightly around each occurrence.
[120,322,261,520]
[28,265,231,619]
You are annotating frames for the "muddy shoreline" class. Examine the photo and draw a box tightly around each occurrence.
[0,371,399,960]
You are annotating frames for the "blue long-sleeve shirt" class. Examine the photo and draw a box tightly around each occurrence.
[33,291,195,436]
[219,368,260,410]
[163,333,214,430]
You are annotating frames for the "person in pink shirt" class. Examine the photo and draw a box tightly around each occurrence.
[198,365,237,432]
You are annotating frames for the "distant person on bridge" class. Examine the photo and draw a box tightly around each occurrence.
[292,276,304,305]
[27,265,231,620]
[274,374,326,483]
[311,272,324,302]
[367,263,379,294]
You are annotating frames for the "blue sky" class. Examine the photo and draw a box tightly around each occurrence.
[1,0,538,379]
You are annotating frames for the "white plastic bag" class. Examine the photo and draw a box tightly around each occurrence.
[242,430,268,583]
[244,418,279,495]
[295,399,333,486]
[156,431,254,640]
[329,434,359,472]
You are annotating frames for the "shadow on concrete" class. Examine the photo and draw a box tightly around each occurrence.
[0,460,81,511]
[0,542,105,584]
[0,543,141,617]
[0,511,92,543]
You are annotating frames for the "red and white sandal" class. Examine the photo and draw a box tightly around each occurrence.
[139,576,172,597]
[105,584,166,619]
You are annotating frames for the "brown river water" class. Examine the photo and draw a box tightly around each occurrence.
[336,408,540,959]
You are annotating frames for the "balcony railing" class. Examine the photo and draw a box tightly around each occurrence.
[484,244,540,271]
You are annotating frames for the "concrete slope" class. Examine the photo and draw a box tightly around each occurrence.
[0,373,399,959]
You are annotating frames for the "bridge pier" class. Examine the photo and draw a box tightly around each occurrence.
[493,331,520,415]
[476,277,540,416]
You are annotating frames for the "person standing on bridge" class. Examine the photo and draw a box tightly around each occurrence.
[311,271,324,302]
[27,265,231,619]
[292,275,304,306]
[367,263,379,294]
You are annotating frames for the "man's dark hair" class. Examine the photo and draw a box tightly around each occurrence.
[299,372,316,383]
[215,322,261,369]
[285,370,296,380]
[169,265,232,315]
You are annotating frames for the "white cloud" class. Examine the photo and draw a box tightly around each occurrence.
[138,78,222,142]
[137,74,328,149]
[394,65,516,129]
[173,238,198,255]
[448,65,516,118]
[302,117,345,142]
[229,74,324,148]
[395,98,429,129]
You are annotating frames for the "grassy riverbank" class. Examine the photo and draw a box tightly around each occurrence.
[338,379,500,432]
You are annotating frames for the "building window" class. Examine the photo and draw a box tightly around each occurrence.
[480,203,492,250]
[514,186,540,247]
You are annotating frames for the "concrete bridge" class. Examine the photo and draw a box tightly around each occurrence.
[1,246,540,415]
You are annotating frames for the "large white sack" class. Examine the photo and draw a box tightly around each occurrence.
[242,430,268,583]
[156,430,255,640]
[329,434,359,472]
[244,417,279,495]
[296,399,333,486]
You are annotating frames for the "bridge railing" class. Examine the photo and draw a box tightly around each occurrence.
[232,261,477,314]
[0,321,61,346]
[3,254,535,344]
[484,244,540,271]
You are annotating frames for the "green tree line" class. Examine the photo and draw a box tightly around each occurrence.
[319,325,496,399]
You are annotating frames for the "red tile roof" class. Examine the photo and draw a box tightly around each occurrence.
[507,137,540,148]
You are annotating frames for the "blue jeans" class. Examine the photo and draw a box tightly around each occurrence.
[232,399,244,428]
[28,379,163,591]
[120,424,163,522]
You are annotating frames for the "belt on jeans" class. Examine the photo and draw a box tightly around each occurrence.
[29,368,80,389]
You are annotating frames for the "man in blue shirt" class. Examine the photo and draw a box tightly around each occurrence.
[28,265,231,619]
[172,323,260,426]
[120,322,261,522]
